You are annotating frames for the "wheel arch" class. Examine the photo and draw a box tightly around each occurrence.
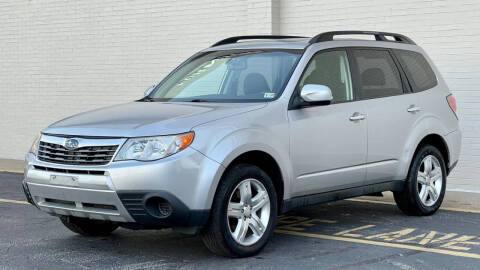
[214,150,285,214]
[413,134,450,174]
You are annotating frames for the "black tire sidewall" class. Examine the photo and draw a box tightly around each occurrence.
[215,164,278,256]
[407,145,447,214]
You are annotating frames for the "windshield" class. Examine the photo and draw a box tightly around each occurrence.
[147,49,302,102]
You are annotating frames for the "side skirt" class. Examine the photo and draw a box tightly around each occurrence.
[281,180,404,213]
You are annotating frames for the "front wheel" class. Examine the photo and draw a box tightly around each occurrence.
[394,145,447,216]
[201,164,277,257]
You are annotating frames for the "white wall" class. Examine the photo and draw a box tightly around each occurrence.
[1,0,479,185]
[0,0,274,159]
[277,0,480,186]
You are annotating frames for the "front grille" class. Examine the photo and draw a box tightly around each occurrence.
[38,141,118,166]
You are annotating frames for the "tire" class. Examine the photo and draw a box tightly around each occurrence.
[60,216,119,236]
[201,163,278,257]
[394,144,447,216]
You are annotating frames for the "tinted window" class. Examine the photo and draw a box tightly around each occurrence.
[395,50,437,92]
[352,49,404,99]
[298,50,354,103]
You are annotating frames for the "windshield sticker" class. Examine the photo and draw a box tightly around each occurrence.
[264,92,275,99]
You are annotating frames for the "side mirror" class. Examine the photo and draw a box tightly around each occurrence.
[300,84,333,103]
[144,85,155,97]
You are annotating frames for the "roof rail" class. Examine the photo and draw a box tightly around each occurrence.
[309,31,416,45]
[211,35,307,47]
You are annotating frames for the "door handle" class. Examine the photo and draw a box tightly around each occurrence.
[407,105,422,113]
[349,112,366,121]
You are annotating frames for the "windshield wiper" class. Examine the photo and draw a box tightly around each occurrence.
[189,99,210,102]
[138,96,155,102]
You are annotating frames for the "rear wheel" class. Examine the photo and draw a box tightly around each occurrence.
[60,216,119,236]
[201,164,277,257]
[394,145,447,216]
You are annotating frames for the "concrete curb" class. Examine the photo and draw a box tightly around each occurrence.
[0,170,23,174]
[0,159,23,174]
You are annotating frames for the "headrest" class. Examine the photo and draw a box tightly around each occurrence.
[361,68,385,86]
[244,73,270,95]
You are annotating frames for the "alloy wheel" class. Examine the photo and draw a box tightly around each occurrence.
[417,155,443,207]
[227,178,270,246]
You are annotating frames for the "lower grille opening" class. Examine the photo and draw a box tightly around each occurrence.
[45,198,75,206]
[34,165,105,175]
[82,203,117,210]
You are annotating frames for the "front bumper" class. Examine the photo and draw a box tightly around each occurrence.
[24,147,223,228]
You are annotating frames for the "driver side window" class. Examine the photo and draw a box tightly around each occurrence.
[298,50,354,103]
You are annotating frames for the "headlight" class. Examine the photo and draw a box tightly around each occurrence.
[114,132,194,161]
[29,133,41,155]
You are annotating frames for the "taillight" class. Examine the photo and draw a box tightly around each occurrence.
[446,94,457,117]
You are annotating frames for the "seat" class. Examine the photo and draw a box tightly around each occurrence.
[243,73,270,96]
[361,68,400,98]
[361,68,386,86]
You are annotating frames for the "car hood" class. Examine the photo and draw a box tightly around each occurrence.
[43,101,266,137]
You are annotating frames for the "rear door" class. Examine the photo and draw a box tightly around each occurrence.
[350,48,420,184]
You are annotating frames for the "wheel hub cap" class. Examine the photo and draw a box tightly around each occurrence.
[243,205,252,218]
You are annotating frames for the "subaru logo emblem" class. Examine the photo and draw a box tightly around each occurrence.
[64,138,79,150]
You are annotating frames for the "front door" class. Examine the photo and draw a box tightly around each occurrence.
[288,49,367,197]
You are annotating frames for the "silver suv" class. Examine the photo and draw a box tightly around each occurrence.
[23,31,461,257]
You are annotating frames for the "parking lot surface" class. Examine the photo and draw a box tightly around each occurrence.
[1,172,479,270]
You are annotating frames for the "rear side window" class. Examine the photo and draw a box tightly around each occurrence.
[395,50,437,92]
[352,49,404,99]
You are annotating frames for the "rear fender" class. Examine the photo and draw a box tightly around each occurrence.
[396,114,449,179]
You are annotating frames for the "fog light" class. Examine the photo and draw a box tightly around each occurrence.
[145,196,173,218]
[158,201,172,217]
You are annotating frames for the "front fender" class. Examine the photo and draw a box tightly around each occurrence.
[190,105,292,208]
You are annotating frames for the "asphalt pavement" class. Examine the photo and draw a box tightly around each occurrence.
[1,172,479,270]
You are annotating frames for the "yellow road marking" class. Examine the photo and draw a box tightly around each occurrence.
[0,198,30,205]
[335,225,376,237]
[275,229,480,259]
[347,198,480,214]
